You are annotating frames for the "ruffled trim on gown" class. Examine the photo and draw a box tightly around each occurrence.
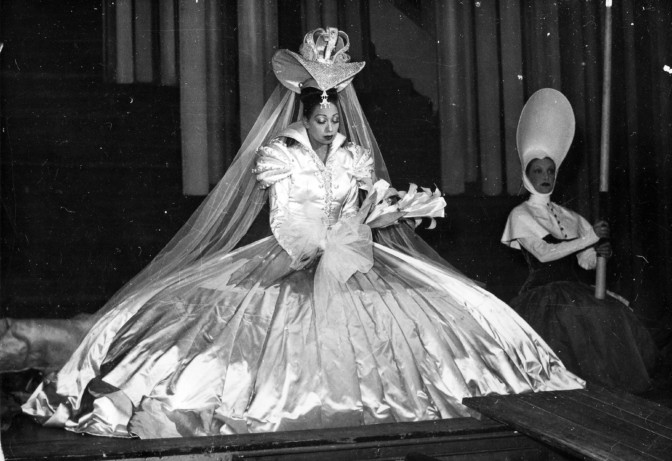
[23,237,583,438]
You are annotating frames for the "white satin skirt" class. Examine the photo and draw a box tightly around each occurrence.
[23,236,583,438]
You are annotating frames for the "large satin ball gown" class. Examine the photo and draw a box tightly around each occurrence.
[22,124,584,438]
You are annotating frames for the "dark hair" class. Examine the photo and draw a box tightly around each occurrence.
[300,87,339,118]
[525,157,555,176]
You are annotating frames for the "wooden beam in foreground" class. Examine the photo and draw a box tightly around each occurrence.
[2,415,560,461]
[463,385,672,461]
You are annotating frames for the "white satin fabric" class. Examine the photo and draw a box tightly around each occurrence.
[22,127,584,438]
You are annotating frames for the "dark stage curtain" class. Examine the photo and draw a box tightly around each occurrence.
[435,0,671,324]
[554,0,672,322]
[101,0,671,323]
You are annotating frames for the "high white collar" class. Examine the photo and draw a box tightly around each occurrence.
[278,122,346,153]
[527,190,551,207]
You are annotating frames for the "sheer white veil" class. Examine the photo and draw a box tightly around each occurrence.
[89,30,468,322]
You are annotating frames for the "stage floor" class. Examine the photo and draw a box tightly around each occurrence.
[5,386,671,461]
[1,413,564,461]
[1,373,670,460]
[464,385,672,461]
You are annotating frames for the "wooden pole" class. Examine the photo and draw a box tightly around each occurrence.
[595,0,613,299]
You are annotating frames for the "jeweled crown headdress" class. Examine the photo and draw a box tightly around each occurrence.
[272,27,366,107]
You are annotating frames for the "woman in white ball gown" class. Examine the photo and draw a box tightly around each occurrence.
[16,28,583,438]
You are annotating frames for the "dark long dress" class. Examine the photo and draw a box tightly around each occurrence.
[510,236,658,393]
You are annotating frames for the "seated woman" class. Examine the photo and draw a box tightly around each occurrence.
[501,88,658,393]
[13,30,584,439]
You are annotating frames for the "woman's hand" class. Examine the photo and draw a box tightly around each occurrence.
[593,220,610,239]
[592,220,612,258]
[595,241,613,258]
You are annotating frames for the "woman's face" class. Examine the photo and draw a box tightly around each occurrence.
[303,103,340,149]
[526,157,556,194]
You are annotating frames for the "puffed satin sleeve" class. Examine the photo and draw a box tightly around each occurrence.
[341,143,374,219]
[255,143,293,189]
[254,144,296,258]
[255,144,324,269]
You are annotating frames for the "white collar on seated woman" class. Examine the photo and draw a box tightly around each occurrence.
[527,190,551,207]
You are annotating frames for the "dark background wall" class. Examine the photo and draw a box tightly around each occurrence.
[1,0,200,317]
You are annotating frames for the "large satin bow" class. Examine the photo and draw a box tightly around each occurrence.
[308,220,373,412]
[278,217,373,308]
[317,220,373,283]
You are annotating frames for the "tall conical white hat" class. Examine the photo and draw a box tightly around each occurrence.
[517,88,575,173]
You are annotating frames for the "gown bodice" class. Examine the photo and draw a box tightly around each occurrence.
[264,140,363,226]
[255,123,374,265]
[519,235,581,293]
[502,195,600,279]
